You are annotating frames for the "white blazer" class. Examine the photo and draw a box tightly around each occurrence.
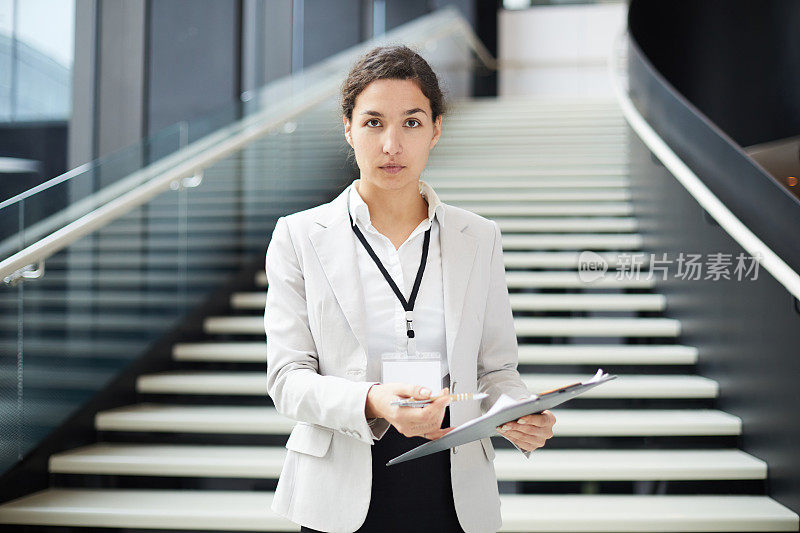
[265,182,533,533]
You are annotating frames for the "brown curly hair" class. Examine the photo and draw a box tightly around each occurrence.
[340,44,448,124]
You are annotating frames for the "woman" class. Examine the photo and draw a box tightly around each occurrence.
[265,45,555,533]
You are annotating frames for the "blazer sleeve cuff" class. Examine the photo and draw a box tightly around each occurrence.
[367,417,391,441]
[500,432,533,459]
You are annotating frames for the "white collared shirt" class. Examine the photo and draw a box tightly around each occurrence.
[347,178,449,389]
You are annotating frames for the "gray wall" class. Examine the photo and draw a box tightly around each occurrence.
[146,0,241,136]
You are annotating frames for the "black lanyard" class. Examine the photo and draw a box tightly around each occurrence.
[348,210,430,339]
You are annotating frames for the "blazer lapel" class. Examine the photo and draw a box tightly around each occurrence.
[440,209,478,373]
[309,188,370,365]
[309,184,478,374]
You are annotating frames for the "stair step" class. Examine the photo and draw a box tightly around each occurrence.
[505,271,654,288]
[462,202,634,216]
[441,191,631,202]
[492,449,766,481]
[0,290,204,307]
[32,271,226,287]
[69,237,264,251]
[135,371,715,399]
[213,316,679,337]
[48,444,765,481]
[522,374,715,398]
[517,344,698,365]
[255,270,656,289]
[501,233,642,250]
[45,252,244,266]
[495,217,637,232]
[232,292,665,312]
[0,313,177,331]
[424,168,627,178]
[94,404,741,436]
[427,157,627,166]
[1,489,794,531]
[508,293,665,311]
[173,342,266,362]
[514,318,680,337]
[498,494,799,532]
[430,178,631,189]
[505,251,649,268]
[170,341,698,365]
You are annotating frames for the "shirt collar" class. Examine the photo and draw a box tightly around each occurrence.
[348,178,445,228]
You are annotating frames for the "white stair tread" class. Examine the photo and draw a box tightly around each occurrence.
[254,252,653,286]
[441,191,631,202]
[505,271,655,288]
[173,341,266,361]
[501,233,642,250]
[495,217,637,232]
[231,293,267,309]
[514,318,680,337]
[508,293,665,311]
[494,448,765,481]
[256,269,658,289]
[169,341,698,365]
[94,404,741,436]
[498,494,799,532]
[0,489,795,531]
[0,488,295,530]
[136,371,715,399]
[466,203,634,216]
[210,316,680,337]
[48,444,766,481]
[233,292,665,311]
[522,373,715,398]
[424,168,627,178]
[432,178,631,189]
[37,272,222,286]
[547,409,740,436]
[95,404,295,434]
[517,344,698,365]
[503,251,650,268]
[49,443,287,478]
[69,237,264,251]
[204,316,263,334]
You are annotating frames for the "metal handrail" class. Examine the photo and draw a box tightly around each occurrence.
[0,7,493,284]
[609,29,800,301]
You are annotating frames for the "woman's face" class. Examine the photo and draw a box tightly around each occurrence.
[344,78,441,193]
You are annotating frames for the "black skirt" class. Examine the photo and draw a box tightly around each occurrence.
[300,407,464,533]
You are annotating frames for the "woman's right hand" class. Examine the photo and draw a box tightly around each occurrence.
[366,383,453,440]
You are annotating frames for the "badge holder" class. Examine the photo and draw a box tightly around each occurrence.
[381,350,443,396]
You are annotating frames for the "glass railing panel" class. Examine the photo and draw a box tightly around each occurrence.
[0,123,183,255]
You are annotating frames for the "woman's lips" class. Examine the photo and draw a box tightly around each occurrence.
[380,165,404,174]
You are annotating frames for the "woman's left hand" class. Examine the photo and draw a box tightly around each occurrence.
[496,410,556,453]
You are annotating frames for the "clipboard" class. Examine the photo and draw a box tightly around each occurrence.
[386,368,617,466]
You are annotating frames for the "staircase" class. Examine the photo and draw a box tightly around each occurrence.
[0,96,797,532]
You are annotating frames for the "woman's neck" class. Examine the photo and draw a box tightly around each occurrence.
[355,178,429,230]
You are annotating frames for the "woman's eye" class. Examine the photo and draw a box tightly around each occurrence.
[406,119,420,127]
[366,119,380,127]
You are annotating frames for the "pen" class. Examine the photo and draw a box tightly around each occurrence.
[390,392,489,408]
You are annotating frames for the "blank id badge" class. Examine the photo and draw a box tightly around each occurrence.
[381,350,443,394]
